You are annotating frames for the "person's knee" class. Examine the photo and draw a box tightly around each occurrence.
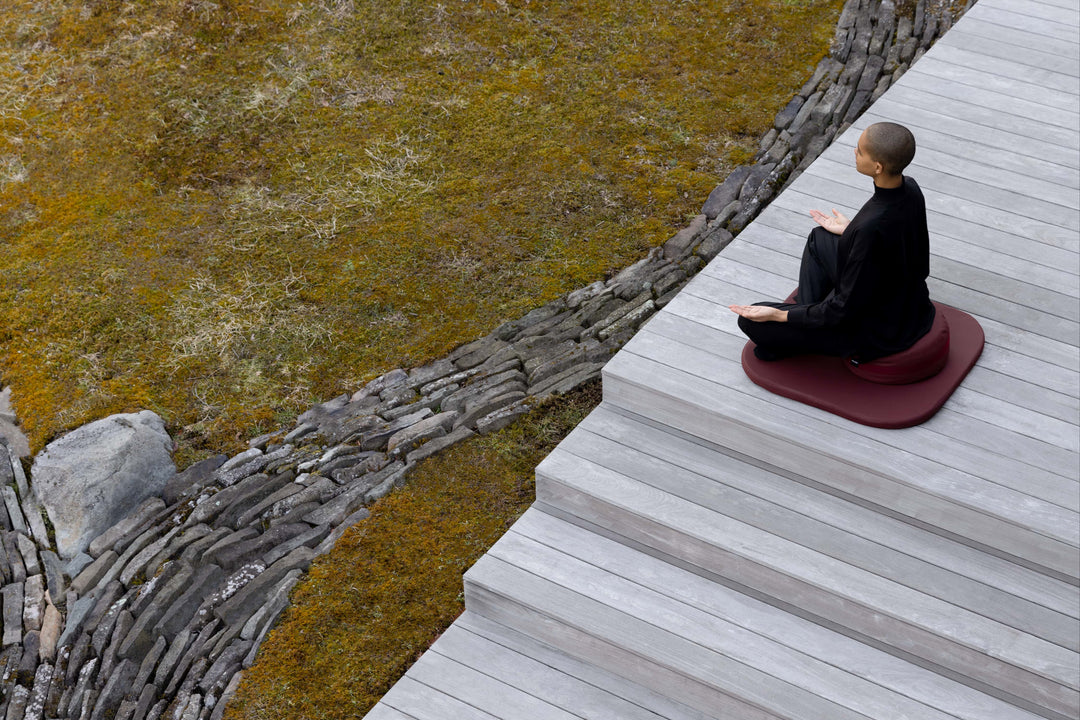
[738,314,765,341]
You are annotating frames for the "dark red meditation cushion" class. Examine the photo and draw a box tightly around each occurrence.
[847,307,950,384]
[741,301,984,429]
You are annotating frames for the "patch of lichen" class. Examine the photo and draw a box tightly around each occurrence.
[223,380,603,720]
[0,0,841,460]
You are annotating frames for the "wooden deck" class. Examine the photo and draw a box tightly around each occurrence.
[364,0,1079,717]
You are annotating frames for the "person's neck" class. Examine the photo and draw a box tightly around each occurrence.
[874,173,903,189]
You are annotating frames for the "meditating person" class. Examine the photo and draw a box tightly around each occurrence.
[729,121,935,362]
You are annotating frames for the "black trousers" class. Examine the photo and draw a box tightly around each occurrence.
[737,227,860,359]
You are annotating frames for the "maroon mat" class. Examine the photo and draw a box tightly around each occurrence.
[741,302,984,429]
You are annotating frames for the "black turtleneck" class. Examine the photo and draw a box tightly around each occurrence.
[786,176,934,360]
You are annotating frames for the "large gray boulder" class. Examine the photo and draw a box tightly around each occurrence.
[31,411,175,559]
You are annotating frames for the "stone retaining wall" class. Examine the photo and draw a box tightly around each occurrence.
[0,0,974,717]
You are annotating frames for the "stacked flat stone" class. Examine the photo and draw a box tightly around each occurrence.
[0,0,972,717]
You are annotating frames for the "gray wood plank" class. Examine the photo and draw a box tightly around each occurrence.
[456,612,715,720]
[363,705,416,720]
[979,0,1080,28]
[716,231,1080,344]
[947,384,1079,452]
[855,106,1080,188]
[802,151,1079,233]
[751,203,1079,298]
[891,67,1079,133]
[543,432,1078,650]
[1022,0,1078,11]
[828,120,1079,207]
[868,85,1079,153]
[856,95,1080,175]
[901,55,1080,113]
[961,312,1080,377]
[948,17,1080,59]
[465,582,789,720]
[963,364,1079,425]
[465,554,818,720]
[927,44,1080,95]
[734,217,1078,326]
[929,274,1080,346]
[785,167,1077,257]
[966,4,1079,43]
[646,299,1080,501]
[973,335,1079,397]
[517,507,1071,719]
[944,26,1080,77]
[503,513,1066,719]
[670,275,1080,475]
[841,113,1079,199]
[574,404,1080,619]
[603,351,1079,579]
[430,624,684,720]
[920,397,1079,481]
[763,190,1080,281]
[485,524,1001,720]
[933,255,1078,323]
[690,257,1080,476]
[606,339,1080,569]
[645,293,1080,507]
[380,677,498,720]
[613,325,1075,546]
[700,237,1079,384]
[407,651,583,720]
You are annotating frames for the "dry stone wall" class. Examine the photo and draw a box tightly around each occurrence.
[0,0,973,717]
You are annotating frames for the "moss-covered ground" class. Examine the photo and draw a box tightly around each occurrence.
[1,0,841,463]
[224,380,602,720]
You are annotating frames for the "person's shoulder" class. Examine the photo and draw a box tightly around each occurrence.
[902,175,923,195]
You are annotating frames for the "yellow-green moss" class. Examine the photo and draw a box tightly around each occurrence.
[223,380,603,720]
[0,0,842,461]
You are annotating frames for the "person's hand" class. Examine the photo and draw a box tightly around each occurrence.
[729,305,788,323]
[809,208,849,235]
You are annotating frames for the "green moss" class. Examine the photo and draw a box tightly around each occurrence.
[0,0,842,460]
[224,381,603,720]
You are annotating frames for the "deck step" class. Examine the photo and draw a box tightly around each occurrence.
[600,284,1080,581]
[465,508,1050,720]
[368,611,710,720]
[532,406,1079,719]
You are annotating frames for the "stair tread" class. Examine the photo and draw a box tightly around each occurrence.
[379,676,498,720]
[369,611,711,720]
[542,406,1079,652]
[560,404,1079,624]
[611,320,1078,546]
[534,414,1079,716]
[466,508,1048,720]
[602,340,1079,579]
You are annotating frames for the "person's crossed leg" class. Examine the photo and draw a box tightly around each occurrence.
[736,226,858,361]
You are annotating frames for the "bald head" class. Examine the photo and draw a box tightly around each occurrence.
[864,122,916,176]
